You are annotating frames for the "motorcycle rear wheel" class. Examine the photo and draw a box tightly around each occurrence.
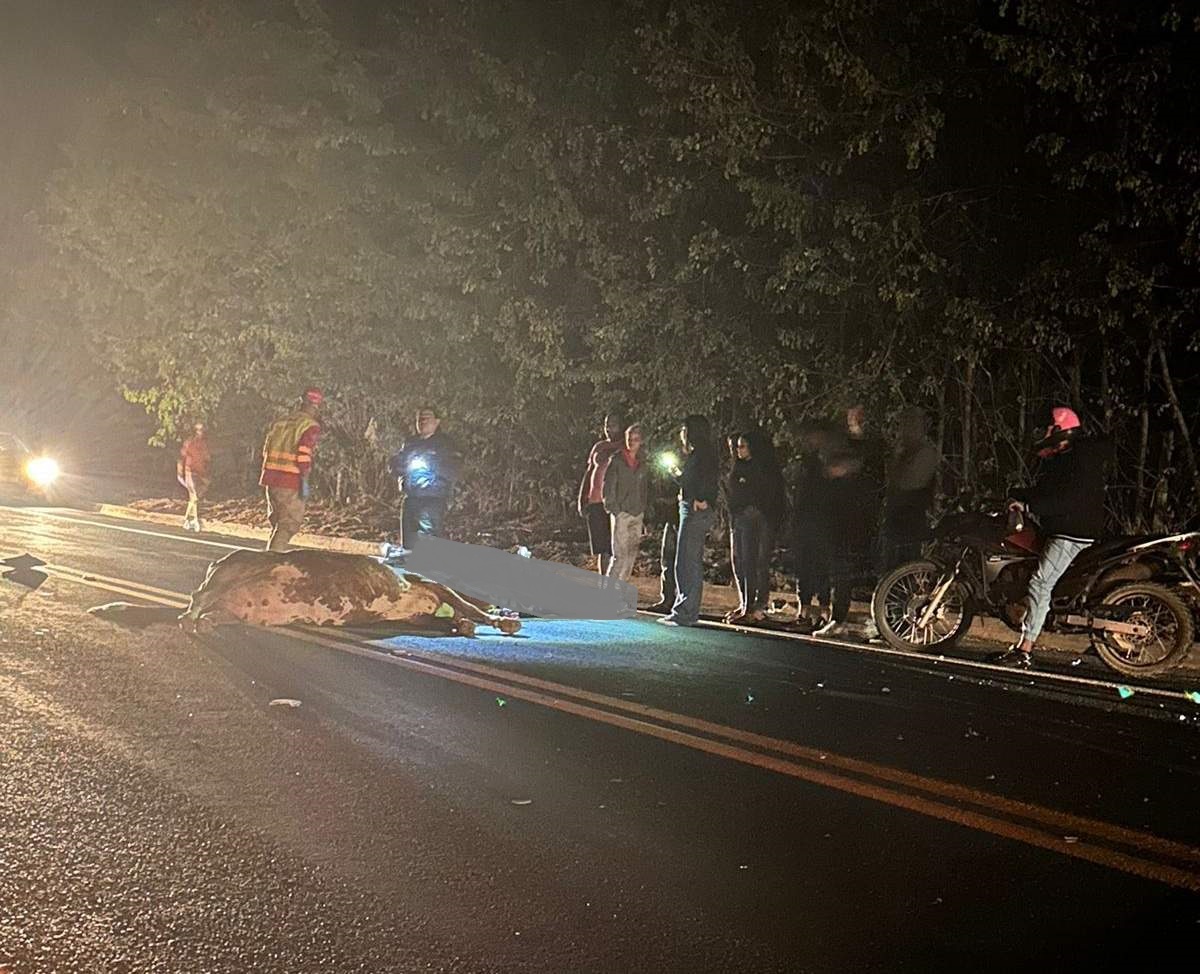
[1093,582,1194,677]
[872,560,974,653]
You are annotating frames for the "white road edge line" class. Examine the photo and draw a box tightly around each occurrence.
[641,612,1196,702]
[0,506,248,552]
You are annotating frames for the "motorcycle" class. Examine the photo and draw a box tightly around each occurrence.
[870,503,1199,676]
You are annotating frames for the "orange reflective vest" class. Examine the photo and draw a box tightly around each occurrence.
[260,413,319,483]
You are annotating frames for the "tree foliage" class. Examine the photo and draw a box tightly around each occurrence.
[26,0,1200,527]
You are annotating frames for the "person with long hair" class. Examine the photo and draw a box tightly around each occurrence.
[658,414,719,627]
[724,428,786,623]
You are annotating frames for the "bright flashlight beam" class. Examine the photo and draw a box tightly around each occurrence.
[658,452,679,471]
[26,457,61,487]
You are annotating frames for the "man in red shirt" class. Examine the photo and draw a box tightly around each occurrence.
[259,388,323,551]
[177,422,212,533]
[577,412,623,575]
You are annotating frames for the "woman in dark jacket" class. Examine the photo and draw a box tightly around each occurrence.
[658,414,719,627]
[724,428,786,623]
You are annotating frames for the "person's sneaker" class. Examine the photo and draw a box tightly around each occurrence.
[379,543,409,566]
[988,645,1033,669]
[647,601,674,613]
[814,619,850,638]
[790,617,816,634]
[656,616,681,627]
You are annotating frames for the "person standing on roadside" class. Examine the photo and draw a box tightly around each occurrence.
[603,424,649,583]
[648,473,678,611]
[658,414,719,628]
[177,421,211,533]
[260,388,323,551]
[862,406,941,641]
[578,413,624,575]
[723,428,786,624]
[880,407,939,569]
[788,426,834,632]
[391,406,461,550]
[813,450,875,638]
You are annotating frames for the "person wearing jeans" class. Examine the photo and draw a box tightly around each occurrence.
[651,520,678,611]
[723,429,785,623]
[658,415,719,628]
[603,425,648,583]
[994,406,1107,668]
[1020,536,1091,642]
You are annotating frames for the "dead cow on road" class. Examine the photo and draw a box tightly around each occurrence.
[179,549,520,637]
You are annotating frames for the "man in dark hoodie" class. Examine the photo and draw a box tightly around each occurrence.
[993,406,1108,668]
[813,449,877,638]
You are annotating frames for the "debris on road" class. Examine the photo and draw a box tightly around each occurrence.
[510,798,532,806]
[269,698,302,709]
[1117,686,1134,700]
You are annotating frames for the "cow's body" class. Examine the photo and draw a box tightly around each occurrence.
[179,549,520,636]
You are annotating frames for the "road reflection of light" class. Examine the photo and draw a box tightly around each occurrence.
[373,617,719,672]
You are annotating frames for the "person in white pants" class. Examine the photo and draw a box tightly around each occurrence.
[603,425,649,582]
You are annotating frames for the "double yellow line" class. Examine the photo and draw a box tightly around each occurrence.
[42,560,1200,892]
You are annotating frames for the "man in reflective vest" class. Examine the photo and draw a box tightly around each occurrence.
[259,387,323,551]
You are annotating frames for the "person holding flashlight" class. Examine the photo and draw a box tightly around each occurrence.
[390,406,460,550]
[657,414,719,627]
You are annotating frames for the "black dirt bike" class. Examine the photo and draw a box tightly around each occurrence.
[870,505,1199,677]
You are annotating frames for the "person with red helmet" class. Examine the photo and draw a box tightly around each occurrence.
[993,406,1108,668]
[259,387,323,551]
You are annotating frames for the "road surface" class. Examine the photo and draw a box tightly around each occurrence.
[1,504,1197,972]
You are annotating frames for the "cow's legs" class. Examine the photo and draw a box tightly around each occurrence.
[427,583,521,635]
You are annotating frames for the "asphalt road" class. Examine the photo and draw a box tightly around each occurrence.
[1,504,1198,973]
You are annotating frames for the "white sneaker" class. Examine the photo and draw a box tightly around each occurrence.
[379,543,409,565]
[814,619,850,638]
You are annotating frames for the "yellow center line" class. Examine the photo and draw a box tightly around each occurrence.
[27,560,1200,891]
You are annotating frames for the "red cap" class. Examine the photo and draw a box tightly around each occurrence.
[1051,406,1080,432]
[303,387,325,406]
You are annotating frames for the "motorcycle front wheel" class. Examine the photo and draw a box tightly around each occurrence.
[1093,582,1194,677]
[872,560,974,652]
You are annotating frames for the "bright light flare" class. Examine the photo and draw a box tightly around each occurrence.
[26,456,61,487]
[658,451,680,472]
[407,455,429,473]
